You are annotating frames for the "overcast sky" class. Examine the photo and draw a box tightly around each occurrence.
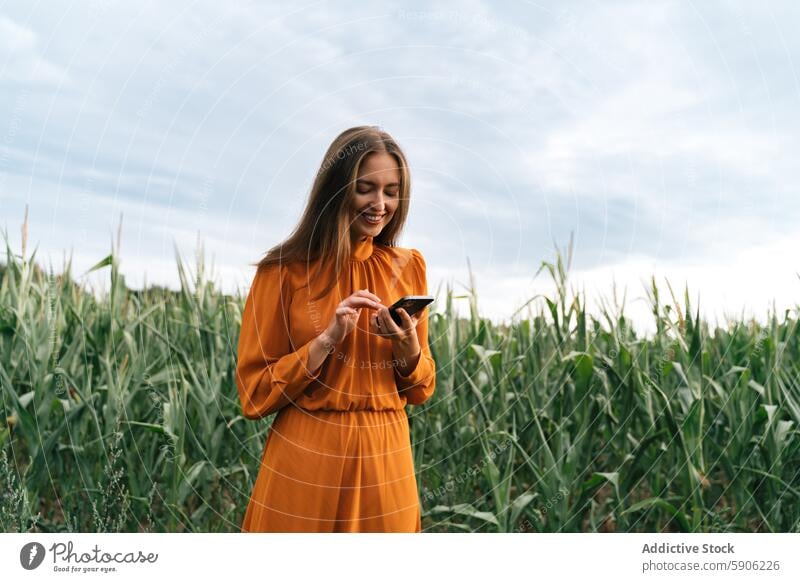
[2,0,799,335]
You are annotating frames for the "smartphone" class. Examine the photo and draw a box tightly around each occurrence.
[388,295,434,325]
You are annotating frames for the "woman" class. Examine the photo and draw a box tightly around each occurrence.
[236,125,436,532]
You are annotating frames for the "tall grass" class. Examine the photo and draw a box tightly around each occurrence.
[1,216,798,532]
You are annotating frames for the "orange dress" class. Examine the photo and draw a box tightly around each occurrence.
[236,235,436,532]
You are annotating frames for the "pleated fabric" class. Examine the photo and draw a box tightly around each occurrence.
[241,407,421,532]
[236,235,436,532]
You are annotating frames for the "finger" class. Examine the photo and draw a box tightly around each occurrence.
[404,309,419,327]
[380,306,402,334]
[376,314,391,338]
[348,297,381,310]
[410,313,420,327]
[353,289,382,304]
[398,307,415,330]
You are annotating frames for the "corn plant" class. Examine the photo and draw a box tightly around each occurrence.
[1,217,798,533]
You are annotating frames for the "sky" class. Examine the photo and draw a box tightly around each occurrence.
[1,0,799,336]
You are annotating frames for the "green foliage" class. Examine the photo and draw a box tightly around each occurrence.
[0,226,798,532]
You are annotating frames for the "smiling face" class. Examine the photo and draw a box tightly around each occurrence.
[350,151,401,242]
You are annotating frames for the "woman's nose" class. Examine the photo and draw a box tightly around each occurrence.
[369,191,388,210]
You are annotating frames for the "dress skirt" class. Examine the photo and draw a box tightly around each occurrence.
[241,406,422,533]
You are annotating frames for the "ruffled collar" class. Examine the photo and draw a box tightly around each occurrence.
[351,235,374,262]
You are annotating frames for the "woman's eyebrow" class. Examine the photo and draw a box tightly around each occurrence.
[356,179,400,187]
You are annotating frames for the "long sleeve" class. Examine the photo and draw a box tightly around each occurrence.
[394,249,436,406]
[235,262,324,420]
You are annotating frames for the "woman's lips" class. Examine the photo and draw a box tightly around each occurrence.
[360,212,385,225]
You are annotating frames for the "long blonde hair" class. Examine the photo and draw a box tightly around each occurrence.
[253,125,412,301]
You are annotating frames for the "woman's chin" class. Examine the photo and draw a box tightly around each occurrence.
[355,225,381,237]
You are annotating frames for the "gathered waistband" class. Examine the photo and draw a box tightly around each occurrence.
[292,407,407,415]
[271,406,411,442]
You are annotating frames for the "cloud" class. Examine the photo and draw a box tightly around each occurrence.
[0,15,70,85]
[470,227,800,337]
[1,0,799,338]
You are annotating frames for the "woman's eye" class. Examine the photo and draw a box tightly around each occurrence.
[356,185,398,196]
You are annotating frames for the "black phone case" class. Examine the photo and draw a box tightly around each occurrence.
[389,298,432,325]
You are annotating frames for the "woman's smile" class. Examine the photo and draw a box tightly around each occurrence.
[360,211,385,225]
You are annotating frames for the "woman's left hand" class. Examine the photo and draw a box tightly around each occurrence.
[370,305,420,347]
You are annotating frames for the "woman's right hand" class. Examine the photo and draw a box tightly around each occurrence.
[321,289,383,345]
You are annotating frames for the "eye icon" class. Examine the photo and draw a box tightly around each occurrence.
[20,542,46,570]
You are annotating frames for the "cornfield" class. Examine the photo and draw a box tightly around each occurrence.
[1,220,798,533]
